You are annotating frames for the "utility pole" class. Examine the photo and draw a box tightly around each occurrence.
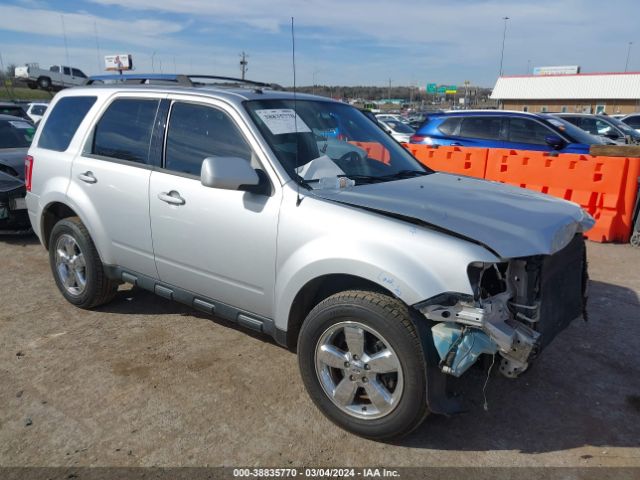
[94,21,102,72]
[388,78,391,102]
[239,51,248,80]
[60,14,70,66]
[499,16,510,76]
[625,42,633,72]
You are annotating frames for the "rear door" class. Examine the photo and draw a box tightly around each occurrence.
[67,93,165,278]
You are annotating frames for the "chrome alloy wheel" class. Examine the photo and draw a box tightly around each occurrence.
[314,321,404,419]
[54,233,87,296]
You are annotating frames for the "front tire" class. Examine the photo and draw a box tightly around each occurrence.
[49,217,118,309]
[297,290,428,440]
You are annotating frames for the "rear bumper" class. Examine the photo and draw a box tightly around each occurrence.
[0,186,31,233]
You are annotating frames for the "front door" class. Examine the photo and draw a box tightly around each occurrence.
[149,99,280,318]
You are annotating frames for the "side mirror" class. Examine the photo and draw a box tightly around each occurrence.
[545,135,565,150]
[604,130,621,139]
[200,156,260,191]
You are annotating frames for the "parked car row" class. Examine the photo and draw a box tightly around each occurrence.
[409,110,610,154]
[554,113,640,145]
[0,101,48,124]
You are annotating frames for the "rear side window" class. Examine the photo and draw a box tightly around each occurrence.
[63,67,71,75]
[459,117,503,140]
[437,117,461,135]
[31,105,47,116]
[92,98,159,164]
[164,102,252,176]
[38,96,97,151]
[624,116,640,128]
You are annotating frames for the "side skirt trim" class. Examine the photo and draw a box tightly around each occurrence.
[104,265,287,347]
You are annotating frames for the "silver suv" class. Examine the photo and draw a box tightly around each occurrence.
[25,77,594,439]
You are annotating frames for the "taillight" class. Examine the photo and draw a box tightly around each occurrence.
[409,134,432,144]
[25,155,34,191]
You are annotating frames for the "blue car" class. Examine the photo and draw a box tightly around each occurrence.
[409,110,605,154]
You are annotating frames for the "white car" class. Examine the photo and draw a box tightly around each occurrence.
[25,103,48,123]
[375,114,408,124]
[378,119,415,143]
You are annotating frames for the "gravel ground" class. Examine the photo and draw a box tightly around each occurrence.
[0,235,639,468]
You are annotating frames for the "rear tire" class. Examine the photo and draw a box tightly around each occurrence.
[37,76,51,90]
[49,217,118,309]
[297,290,429,440]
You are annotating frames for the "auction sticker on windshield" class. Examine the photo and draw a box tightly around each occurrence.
[255,109,311,135]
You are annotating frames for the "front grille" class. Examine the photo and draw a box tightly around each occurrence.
[536,234,587,349]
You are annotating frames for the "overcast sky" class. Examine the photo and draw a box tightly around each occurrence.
[0,0,638,88]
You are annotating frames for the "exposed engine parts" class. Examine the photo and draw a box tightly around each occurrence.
[417,235,587,379]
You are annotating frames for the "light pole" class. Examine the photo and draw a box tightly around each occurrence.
[625,42,633,72]
[499,16,510,76]
[312,69,320,95]
[151,51,156,73]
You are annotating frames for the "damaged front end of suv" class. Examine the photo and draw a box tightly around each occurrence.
[416,234,588,380]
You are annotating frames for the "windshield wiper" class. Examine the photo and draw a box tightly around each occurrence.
[375,170,431,181]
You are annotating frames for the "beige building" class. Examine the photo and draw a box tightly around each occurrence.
[491,72,640,115]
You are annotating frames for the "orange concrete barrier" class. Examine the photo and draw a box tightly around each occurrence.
[350,141,391,164]
[401,144,640,243]
[484,149,632,243]
[403,144,488,178]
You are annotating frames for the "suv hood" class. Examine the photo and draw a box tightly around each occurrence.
[310,173,594,259]
[0,148,28,181]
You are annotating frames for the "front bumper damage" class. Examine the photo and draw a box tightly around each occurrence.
[416,234,588,379]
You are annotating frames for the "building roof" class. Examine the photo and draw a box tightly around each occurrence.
[491,72,640,100]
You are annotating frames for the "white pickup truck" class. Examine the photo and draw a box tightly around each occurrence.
[15,64,88,91]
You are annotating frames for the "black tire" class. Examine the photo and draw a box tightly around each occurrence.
[48,216,118,309]
[27,81,37,90]
[297,290,429,440]
[37,76,51,90]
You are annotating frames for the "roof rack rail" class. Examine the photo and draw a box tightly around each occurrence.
[85,73,283,90]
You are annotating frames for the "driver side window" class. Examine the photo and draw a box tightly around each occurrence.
[164,102,253,176]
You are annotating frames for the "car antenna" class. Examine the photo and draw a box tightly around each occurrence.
[292,16,303,207]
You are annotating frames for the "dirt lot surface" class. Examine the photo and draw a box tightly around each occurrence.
[1,235,639,468]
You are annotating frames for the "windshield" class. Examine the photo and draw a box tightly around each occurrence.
[605,116,640,139]
[245,99,430,188]
[0,119,34,148]
[545,116,605,145]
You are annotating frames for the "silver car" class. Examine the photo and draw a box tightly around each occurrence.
[25,78,593,439]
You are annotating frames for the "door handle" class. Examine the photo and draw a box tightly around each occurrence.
[158,191,186,206]
[78,171,97,183]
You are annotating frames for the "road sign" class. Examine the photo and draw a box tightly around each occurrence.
[426,83,437,93]
[445,85,457,94]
